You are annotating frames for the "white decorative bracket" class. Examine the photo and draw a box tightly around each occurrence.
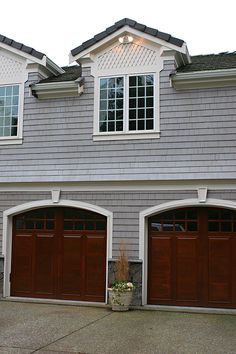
[197,187,208,203]
[51,189,61,203]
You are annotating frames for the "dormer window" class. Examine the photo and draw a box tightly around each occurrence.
[98,73,156,138]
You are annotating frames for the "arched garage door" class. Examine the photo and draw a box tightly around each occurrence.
[148,207,236,308]
[11,207,107,302]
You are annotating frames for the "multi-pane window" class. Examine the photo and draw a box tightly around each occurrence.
[129,75,154,131]
[0,85,19,137]
[99,74,155,133]
[99,77,124,132]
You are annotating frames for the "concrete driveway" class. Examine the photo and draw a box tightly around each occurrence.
[0,301,236,354]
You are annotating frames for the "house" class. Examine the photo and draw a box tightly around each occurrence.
[0,18,236,309]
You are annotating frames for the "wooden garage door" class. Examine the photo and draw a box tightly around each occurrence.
[148,207,236,308]
[11,207,107,302]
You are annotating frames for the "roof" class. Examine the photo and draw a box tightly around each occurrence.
[0,34,44,60]
[71,18,185,57]
[177,52,236,73]
[39,66,81,83]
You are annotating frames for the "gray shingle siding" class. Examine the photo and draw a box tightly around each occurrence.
[0,62,236,182]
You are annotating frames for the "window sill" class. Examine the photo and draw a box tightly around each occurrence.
[93,131,160,141]
[0,138,23,145]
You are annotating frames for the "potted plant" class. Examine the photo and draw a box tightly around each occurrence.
[110,243,135,311]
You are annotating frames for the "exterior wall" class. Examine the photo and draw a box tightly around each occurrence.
[1,187,236,303]
[0,63,235,182]
[1,188,236,258]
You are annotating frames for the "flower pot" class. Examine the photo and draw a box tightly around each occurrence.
[111,289,133,311]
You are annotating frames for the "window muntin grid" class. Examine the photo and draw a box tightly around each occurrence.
[0,85,19,137]
[98,74,155,134]
[99,77,124,132]
[129,74,154,131]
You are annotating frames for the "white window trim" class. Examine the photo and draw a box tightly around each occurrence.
[93,71,160,141]
[0,82,24,145]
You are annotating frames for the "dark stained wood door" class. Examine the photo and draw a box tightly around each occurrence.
[148,207,236,308]
[11,207,107,302]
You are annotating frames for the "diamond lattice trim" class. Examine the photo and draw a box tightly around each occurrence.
[98,43,157,70]
[0,55,23,81]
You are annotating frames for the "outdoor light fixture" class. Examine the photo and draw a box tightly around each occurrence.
[118,35,134,44]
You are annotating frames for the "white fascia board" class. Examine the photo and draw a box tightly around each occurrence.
[0,42,63,76]
[69,26,189,64]
[0,41,46,65]
[46,57,65,75]
[31,81,83,99]
[172,68,236,90]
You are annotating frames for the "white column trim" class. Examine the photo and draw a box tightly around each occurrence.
[2,199,113,302]
[139,197,236,305]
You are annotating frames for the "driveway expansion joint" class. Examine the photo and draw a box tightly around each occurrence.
[30,311,113,354]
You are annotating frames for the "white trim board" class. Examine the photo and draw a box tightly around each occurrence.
[2,199,113,303]
[0,180,235,191]
[139,197,236,306]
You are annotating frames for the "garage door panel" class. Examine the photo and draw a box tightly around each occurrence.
[61,234,83,297]
[208,237,232,303]
[84,235,106,301]
[176,237,199,302]
[34,233,56,296]
[11,234,33,295]
[148,237,172,301]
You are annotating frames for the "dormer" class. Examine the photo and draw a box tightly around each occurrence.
[69,18,190,141]
[0,35,63,145]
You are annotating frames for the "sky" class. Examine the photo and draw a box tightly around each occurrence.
[1,0,236,67]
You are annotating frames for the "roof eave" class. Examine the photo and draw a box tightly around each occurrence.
[172,68,236,90]
[30,79,84,99]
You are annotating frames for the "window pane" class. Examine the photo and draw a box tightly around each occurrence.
[108,78,116,88]
[116,110,123,120]
[146,86,153,96]
[146,75,154,85]
[128,75,154,132]
[100,89,107,99]
[146,119,153,130]
[138,109,145,119]
[138,76,145,86]
[116,99,123,109]
[129,120,136,130]
[99,77,123,133]
[138,120,145,130]
[129,110,136,120]
[116,121,123,131]
[129,76,136,86]
[100,79,107,89]
[108,111,115,120]
[129,88,136,97]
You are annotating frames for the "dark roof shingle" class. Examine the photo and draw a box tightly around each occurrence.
[71,18,184,57]
[38,65,81,83]
[0,34,44,60]
[177,52,236,73]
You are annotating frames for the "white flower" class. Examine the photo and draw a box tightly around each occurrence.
[127,282,134,288]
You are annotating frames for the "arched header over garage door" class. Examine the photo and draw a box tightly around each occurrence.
[140,198,236,306]
[3,199,113,299]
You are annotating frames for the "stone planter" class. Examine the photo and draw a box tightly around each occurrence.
[110,289,133,311]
